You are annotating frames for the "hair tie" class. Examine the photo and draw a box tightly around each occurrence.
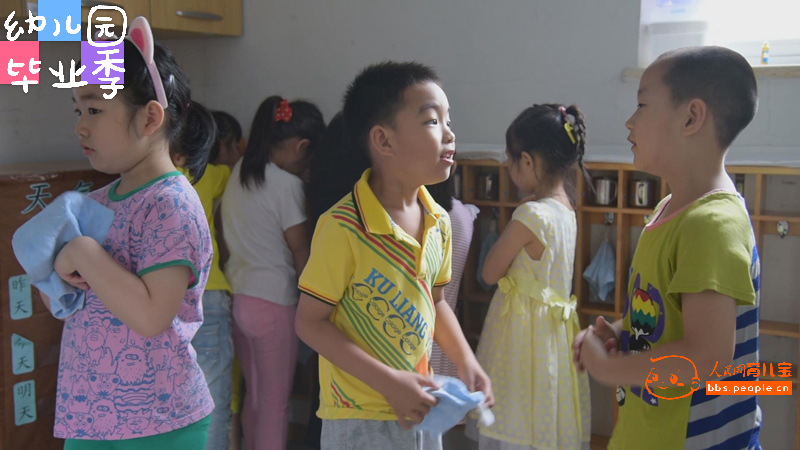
[274,99,293,123]
[559,105,578,145]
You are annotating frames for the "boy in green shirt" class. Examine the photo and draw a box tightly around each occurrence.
[575,47,761,450]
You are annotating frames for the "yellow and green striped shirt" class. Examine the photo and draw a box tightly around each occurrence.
[299,169,452,420]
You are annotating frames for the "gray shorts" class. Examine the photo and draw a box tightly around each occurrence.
[321,419,442,450]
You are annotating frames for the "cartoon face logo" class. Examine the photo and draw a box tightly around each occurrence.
[65,412,94,436]
[105,317,127,346]
[84,318,108,351]
[115,346,148,385]
[121,409,151,434]
[645,355,701,400]
[89,399,118,438]
[89,373,121,398]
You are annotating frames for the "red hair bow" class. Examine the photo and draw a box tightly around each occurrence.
[274,99,293,123]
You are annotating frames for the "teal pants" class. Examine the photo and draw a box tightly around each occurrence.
[64,415,209,450]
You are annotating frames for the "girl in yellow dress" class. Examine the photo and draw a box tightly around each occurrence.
[476,104,592,450]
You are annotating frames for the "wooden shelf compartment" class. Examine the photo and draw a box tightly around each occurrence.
[463,290,493,304]
[761,320,800,338]
[578,302,617,316]
[580,206,653,216]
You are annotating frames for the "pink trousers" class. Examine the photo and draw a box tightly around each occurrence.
[232,294,298,450]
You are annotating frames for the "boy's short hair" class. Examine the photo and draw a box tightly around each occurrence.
[343,61,440,159]
[656,46,758,149]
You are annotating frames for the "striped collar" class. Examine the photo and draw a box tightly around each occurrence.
[352,168,442,236]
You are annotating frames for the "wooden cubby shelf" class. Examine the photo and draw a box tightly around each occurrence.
[457,159,800,449]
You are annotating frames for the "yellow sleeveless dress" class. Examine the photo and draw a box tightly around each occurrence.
[476,198,590,450]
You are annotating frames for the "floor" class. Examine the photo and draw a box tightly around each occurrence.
[286,426,478,450]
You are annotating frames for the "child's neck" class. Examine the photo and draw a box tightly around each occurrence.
[662,154,734,216]
[368,169,425,243]
[116,143,176,195]
[535,177,572,210]
[368,169,420,210]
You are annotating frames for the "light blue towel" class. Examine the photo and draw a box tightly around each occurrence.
[12,191,114,319]
[415,375,486,436]
[583,239,616,301]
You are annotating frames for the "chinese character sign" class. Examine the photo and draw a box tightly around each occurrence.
[81,40,125,98]
[13,380,36,426]
[9,274,33,320]
[22,182,52,214]
[38,0,81,42]
[0,41,39,93]
[11,334,35,375]
[1,1,127,98]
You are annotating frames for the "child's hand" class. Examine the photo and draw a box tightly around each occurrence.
[573,316,619,371]
[379,369,440,429]
[459,358,495,408]
[593,316,621,349]
[579,325,619,376]
[54,239,89,291]
[573,327,590,371]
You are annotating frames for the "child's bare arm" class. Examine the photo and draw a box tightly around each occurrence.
[54,236,191,337]
[432,287,494,406]
[295,293,439,428]
[581,290,736,387]
[481,220,540,285]
[284,222,310,281]
[214,208,230,270]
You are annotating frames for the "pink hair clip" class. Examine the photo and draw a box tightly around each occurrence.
[126,17,168,109]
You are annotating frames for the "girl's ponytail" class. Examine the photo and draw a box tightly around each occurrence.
[177,101,216,182]
[240,96,325,190]
[118,38,215,182]
[240,96,282,190]
[564,104,591,188]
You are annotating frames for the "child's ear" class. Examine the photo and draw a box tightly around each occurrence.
[140,100,166,138]
[519,151,533,169]
[682,99,707,137]
[238,138,247,156]
[295,138,311,154]
[369,124,394,158]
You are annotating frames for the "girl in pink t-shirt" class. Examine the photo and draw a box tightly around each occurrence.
[42,17,216,449]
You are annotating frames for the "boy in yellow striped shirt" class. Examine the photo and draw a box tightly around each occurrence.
[296,62,493,450]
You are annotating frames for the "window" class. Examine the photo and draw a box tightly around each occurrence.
[638,0,800,67]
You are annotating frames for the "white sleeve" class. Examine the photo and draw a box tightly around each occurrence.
[277,176,307,231]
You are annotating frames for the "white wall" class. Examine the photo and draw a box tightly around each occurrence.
[1,1,798,165]
[167,0,641,150]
